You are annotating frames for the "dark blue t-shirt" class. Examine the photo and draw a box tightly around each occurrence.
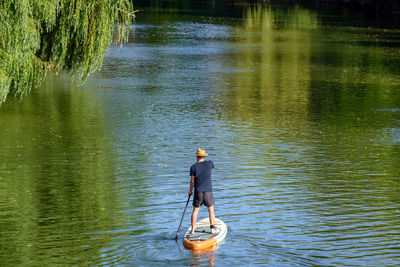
[190,160,214,192]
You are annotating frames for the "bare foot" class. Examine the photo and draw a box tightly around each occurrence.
[210,228,217,234]
[190,231,195,235]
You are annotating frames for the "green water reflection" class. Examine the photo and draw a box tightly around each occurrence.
[0,76,134,265]
[219,4,400,174]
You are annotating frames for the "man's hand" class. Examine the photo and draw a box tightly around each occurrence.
[188,191,192,196]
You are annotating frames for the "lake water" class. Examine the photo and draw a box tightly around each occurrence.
[1,2,400,266]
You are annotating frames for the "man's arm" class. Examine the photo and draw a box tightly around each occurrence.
[188,176,195,196]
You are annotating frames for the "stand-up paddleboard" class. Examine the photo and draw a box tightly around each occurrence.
[183,217,227,250]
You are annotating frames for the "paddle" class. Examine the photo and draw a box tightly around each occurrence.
[175,194,191,240]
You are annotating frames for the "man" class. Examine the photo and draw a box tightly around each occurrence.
[188,148,217,235]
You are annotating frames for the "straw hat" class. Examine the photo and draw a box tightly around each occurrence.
[194,148,208,157]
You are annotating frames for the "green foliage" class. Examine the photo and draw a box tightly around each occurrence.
[0,0,135,104]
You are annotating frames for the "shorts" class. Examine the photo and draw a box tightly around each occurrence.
[193,191,215,207]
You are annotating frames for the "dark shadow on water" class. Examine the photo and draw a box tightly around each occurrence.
[152,232,180,241]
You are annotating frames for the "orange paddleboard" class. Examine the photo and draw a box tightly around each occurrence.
[183,217,227,250]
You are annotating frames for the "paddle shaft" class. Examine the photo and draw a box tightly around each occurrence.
[175,195,191,240]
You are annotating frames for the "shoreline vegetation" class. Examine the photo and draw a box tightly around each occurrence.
[0,0,135,104]
[134,0,400,26]
[268,0,400,22]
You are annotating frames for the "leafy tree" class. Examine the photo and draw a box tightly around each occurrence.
[0,0,135,104]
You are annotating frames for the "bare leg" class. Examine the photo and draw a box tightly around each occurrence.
[207,205,216,234]
[190,207,200,235]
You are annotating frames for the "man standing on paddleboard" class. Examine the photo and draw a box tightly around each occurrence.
[188,148,218,235]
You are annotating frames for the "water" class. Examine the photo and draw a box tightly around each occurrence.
[1,2,400,266]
